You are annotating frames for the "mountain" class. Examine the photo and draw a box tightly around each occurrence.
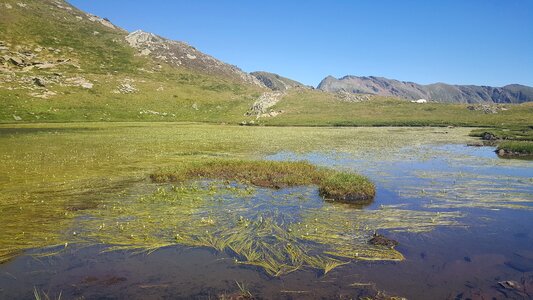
[0,0,264,123]
[125,30,263,87]
[317,75,533,104]
[250,71,311,91]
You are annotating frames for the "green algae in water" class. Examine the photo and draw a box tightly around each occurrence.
[405,171,533,211]
[64,181,462,276]
[0,124,491,272]
[0,178,463,274]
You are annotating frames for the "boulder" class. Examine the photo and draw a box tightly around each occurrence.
[33,77,46,87]
[482,132,497,140]
[35,63,56,69]
[65,77,93,89]
[114,83,137,94]
[8,57,24,66]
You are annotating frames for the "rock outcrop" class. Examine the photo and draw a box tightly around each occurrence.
[245,92,285,118]
[318,75,533,104]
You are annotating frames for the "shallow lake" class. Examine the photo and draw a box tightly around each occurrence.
[0,123,532,299]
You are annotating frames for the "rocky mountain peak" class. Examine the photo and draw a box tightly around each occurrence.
[125,30,164,47]
[317,75,533,103]
[125,30,264,88]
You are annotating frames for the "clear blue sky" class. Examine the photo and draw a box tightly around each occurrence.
[69,0,533,87]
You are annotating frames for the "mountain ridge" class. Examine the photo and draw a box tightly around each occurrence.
[250,71,311,91]
[125,30,264,88]
[317,75,533,104]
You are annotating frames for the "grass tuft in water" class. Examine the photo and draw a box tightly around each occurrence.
[151,159,375,203]
[497,141,533,156]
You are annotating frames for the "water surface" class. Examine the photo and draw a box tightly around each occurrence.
[1,124,532,299]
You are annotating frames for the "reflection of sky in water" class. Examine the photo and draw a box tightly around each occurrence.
[267,144,533,213]
[2,143,533,299]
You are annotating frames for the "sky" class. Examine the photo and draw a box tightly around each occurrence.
[68,0,533,87]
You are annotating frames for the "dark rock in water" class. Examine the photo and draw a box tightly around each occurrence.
[496,149,533,159]
[320,188,375,207]
[498,280,522,290]
[495,279,530,299]
[482,132,497,140]
[368,233,398,248]
[464,256,472,262]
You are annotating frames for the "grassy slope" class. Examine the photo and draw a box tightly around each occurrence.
[0,0,262,123]
[259,89,533,127]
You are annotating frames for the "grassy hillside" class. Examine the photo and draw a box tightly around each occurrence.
[256,89,533,127]
[0,0,262,123]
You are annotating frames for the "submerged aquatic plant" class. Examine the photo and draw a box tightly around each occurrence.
[68,180,461,276]
[235,281,253,299]
[405,171,533,211]
[0,172,462,275]
[33,287,62,300]
[0,124,497,276]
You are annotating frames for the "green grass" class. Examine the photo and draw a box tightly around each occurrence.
[258,90,533,127]
[319,172,376,203]
[151,159,375,202]
[497,141,533,155]
[469,126,533,141]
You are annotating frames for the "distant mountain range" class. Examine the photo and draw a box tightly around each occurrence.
[317,75,533,104]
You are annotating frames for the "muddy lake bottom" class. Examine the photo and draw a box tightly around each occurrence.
[0,123,532,299]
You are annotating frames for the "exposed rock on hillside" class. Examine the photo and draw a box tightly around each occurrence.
[0,39,87,99]
[334,91,372,103]
[64,77,93,89]
[318,75,533,104]
[245,91,285,118]
[251,71,311,91]
[113,79,137,94]
[85,14,116,30]
[466,104,507,114]
[126,30,264,88]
